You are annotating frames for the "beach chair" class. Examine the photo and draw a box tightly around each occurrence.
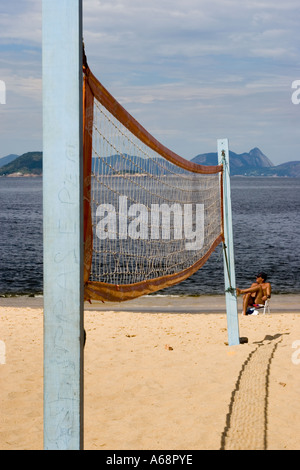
[255,299,271,315]
[262,299,271,314]
[246,299,271,315]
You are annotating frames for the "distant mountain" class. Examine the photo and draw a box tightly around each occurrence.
[0,148,299,177]
[0,154,19,168]
[192,147,275,175]
[92,154,177,176]
[269,161,300,178]
[0,151,42,176]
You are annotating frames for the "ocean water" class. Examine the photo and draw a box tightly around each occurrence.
[0,177,43,295]
[0,176,299,296]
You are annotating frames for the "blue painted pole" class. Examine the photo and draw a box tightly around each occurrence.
[42,0,84,449]
[217,139,240,346]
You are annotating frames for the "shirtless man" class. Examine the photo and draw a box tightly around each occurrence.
[236,272,271,315]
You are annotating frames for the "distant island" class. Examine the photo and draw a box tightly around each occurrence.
[191,147,300,177]
[0,148,300,177]
[0,152,42,176]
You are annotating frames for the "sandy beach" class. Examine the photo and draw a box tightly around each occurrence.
[0,294,299,450]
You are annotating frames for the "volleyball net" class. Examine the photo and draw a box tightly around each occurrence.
[83,59,224,302]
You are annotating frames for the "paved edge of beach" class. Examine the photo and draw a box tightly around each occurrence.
[0,293,299,314]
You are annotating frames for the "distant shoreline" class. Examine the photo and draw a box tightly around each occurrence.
[1,174,300,179]
[0,173,41,178]
[0,293,299,314]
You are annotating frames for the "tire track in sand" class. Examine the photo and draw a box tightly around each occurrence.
[220,335,283,450]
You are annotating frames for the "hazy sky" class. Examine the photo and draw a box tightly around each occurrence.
[0,0,299,165]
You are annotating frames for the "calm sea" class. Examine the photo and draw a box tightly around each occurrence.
[0,176,299,296]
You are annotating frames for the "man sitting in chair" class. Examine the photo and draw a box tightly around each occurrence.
[236,272,271,315]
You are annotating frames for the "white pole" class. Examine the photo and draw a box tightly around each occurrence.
[217,139,240,346]
[42,0,84,449]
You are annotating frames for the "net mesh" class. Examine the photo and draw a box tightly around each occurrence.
[83,63,224,302]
